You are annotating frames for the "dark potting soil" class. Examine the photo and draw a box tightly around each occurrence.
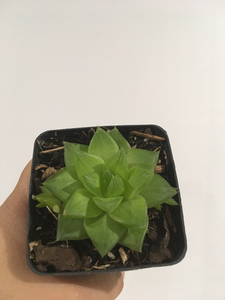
[29,127,179,273]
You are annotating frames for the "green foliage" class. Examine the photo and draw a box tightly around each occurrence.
[34,127,178,256]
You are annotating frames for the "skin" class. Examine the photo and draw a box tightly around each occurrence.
[0,161,124,300]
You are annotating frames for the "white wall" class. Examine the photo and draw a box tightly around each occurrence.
[0,1,224,299]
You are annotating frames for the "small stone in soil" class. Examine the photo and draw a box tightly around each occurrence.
[33,245,82,272]
[149,244,172,264]
[81,255,92,269]
[119,247,128,265]
[42,167,57,180]
[148,214,173,264]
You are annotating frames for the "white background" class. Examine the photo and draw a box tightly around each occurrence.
[0,1,225,299]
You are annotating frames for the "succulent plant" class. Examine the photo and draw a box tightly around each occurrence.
[34,127,178,256]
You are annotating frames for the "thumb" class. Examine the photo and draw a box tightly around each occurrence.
[0,161,32,252]
[1,160,32,216]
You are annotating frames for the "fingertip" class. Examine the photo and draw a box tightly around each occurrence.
[1,160,32,212]
[17,160,32,187]
[14,160,32,196]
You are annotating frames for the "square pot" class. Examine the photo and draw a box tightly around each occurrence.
[27,124,187,275]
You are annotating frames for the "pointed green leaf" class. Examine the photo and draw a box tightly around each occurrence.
[57,212,88,240]
[43,167,83,202]
[93,196,123,213]
[105,149,129,182]
[100,169,113,195]
[35,193,61,213]
[124,167,153,199]
[101,169,124,197]
[104,174,124,197]
[64,141,88,168]
[36,203,47,208]
[109,195,148,229]
[40,186,54,195]
[155,205,162,211]
[71,149,104,181]
[119,227,147,252]
[108,127,131,151]
[165,198,179,206]
[140,174,178,208]
[63,168,84,196]
[88,127,119,162]
[84,213,126,256]
[82,172,102,197]
[64,188,102,218]
[100,169,112,195]
[126,148,159,171]
[36,186,61,211]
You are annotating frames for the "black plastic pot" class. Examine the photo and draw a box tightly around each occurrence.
[27,124,187,275]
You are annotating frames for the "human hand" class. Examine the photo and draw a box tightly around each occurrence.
[0,161,124,300]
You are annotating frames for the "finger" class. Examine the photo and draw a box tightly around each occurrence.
[56,272,124,300]
[0,160,32,234]
[1,160,32,216]
[0,161,32,261]
[0,161,124,300]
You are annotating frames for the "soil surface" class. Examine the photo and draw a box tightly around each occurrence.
[29,126,179,273]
